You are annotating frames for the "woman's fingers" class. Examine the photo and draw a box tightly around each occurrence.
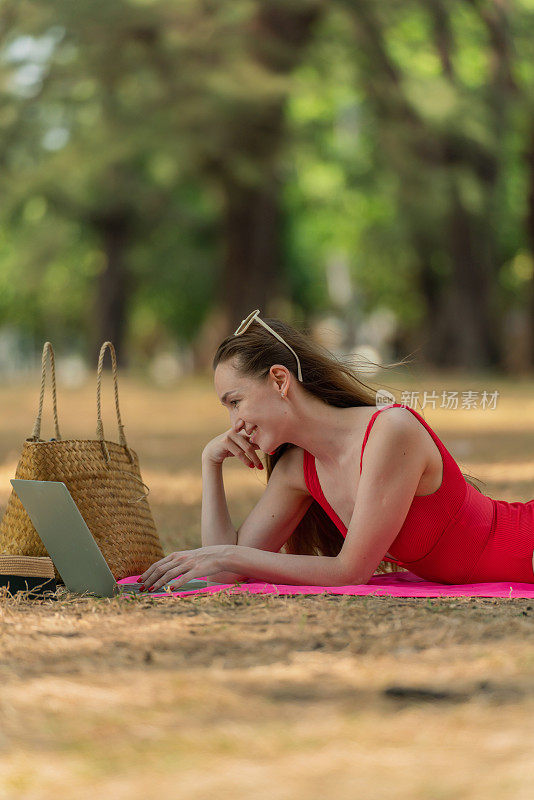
[139,554,172,582]
[227,438,262,469]
[166,567,201,591]
[148,563,191,592]
[139,556,168,585]
[139,552,183,586]
[225,441,249,466]
[233,433,264,469]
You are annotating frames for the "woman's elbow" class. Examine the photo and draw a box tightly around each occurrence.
[336,558,372,586]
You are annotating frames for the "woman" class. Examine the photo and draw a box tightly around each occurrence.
[138,310,534,592]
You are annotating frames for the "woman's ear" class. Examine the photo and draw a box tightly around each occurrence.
[269,365,290,395]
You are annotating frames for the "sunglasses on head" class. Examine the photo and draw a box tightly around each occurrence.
[233,309,303,382]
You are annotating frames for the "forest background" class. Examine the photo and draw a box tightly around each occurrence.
[1,0,533,379]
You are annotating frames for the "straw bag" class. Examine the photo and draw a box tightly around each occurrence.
[0,341,165,583]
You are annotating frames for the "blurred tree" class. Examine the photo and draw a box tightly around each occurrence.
[202,0,323,335]
[332,0,522,368]
[1,0,533,372]
[1,0,222,364]
[279,0,533,370]
[0,0,323,368]
[517,0,534,364]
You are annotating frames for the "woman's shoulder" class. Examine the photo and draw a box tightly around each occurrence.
[360,404,433,467]
[369,404,426,438]
[363,404,443,488]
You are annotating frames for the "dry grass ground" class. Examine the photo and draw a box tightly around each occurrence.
[1,366,534,799]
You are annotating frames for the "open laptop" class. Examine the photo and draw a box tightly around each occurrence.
[10,479,226,597]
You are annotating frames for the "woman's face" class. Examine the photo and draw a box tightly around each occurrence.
[214,360,290,453]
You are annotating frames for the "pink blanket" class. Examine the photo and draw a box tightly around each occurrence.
[118,571,534,599]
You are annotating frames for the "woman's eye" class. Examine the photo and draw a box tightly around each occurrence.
[231,400,239,407]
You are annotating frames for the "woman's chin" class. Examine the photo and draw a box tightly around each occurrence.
[253,430,277,455]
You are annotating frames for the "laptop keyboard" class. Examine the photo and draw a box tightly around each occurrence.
[118,578,221,593]
[117,581,195,594]
[118,583,145,593]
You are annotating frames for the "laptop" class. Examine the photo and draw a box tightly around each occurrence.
[10,479,226,597]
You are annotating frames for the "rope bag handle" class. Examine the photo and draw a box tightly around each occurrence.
[96,341,149,503]
[96,341,134,464]
[28,342,62,442]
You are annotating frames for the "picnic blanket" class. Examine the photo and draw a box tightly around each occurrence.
[118,570,534,599]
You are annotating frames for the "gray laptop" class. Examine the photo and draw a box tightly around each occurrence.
[10,479,225,597]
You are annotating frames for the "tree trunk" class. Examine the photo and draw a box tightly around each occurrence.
[199,0,323,351]
[525,117,534,366]
[443,179,500,368]
[90,212,132,369]
[219,172,285,331]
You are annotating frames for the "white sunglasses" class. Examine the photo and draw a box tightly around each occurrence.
[233,309,303,382]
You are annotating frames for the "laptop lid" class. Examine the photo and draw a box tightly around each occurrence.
[10,479,119,597]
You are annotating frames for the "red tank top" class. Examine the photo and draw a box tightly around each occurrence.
[303,403,534,584]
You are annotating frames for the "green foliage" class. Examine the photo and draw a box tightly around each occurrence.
[0,0,533,355]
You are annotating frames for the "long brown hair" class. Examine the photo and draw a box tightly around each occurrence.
[212,315,485,575]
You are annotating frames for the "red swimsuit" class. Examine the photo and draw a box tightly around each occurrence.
[303,403,534,584]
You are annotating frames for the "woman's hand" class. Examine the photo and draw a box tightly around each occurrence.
[138,544,234,592]
[202,426,264,469]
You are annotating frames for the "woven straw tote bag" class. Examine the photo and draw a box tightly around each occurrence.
[0,341,165,583]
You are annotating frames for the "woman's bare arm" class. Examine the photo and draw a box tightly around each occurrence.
[200,447,312,583]
[337,410,427,584]
[200,456,243,582]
